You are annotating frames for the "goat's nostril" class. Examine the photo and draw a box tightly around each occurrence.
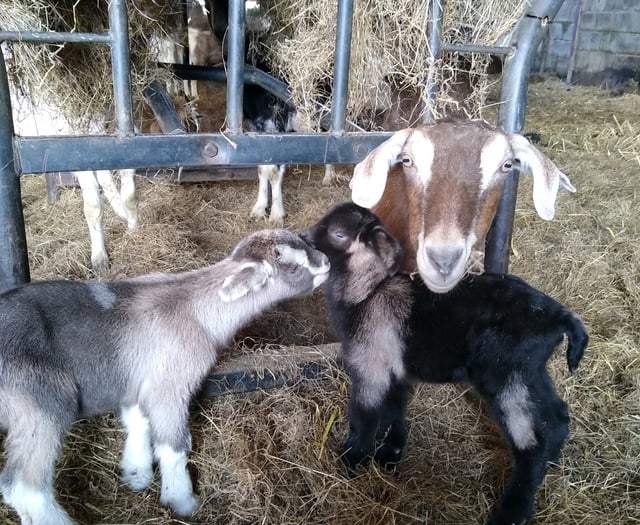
[426,246,463,276]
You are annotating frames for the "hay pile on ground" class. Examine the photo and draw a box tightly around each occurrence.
[2,77,639,524]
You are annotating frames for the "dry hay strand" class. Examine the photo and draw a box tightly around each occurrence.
[257,0,523,131]
[2,79,640,524]
[0,0,179,129]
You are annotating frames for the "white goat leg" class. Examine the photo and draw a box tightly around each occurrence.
[95,169,139,230]
[250,165,271,220]
[120,405,154,491]
[155,445,199,516]
[322,164,336,185]
[76,171,108,274]
[2,480,75,525]
[268,165,286,226]
[95,170,128,221]
[119,168,139,230]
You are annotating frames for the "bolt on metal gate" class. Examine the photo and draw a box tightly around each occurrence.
[0,0,565,291]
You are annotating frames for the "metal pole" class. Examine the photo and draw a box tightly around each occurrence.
[484,0,565,274]
[109,0,134,135]
[566,0,583,84]
[330,0,355,133]
[143,82,187,134]
[0,51,30,289]
[226,0,246,133]
[427,0,443,109]
[0,31,111,44]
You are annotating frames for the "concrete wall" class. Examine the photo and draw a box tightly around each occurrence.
[540,0,640,85]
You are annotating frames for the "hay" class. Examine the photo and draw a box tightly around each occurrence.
[2,78,640,524]
[258,0,524,130]
[0,0,179,129]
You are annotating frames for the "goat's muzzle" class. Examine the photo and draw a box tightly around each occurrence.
[416,237,468,293]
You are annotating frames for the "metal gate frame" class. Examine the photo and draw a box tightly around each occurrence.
[0,0,565,290]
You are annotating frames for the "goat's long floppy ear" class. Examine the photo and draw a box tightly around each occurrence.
[508,133,576,220]
[350,128,414,208]
[218,261,273,302]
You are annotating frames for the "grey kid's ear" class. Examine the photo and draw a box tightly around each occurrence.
[218,261,274,303]
[350,128,414,208]
[508,133,576,221]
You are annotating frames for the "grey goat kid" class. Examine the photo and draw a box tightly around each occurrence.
[0,229,329,525]
[302,202,588,525]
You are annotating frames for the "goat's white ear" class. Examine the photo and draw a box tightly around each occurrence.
[218,261,273,303]
[350,128,414,208]
[508,133,576,220]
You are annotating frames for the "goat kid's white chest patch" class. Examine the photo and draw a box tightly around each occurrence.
[479,134,511,192]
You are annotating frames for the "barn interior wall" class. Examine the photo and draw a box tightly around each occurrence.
[538,0,640,86]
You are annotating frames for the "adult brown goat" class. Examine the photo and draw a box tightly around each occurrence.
[350,119,576,293]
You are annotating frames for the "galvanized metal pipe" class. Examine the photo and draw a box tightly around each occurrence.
[172,64,291,103]
[484,0,566,274]
[441,43,513,55]
[226,0,246,133]
[330,0,355,133]
[109,0,134,135]
[16,132,393,173]
[0,51,30,289]
[0,31,111,44]
[426,0,444,109]
[143,82,187,134]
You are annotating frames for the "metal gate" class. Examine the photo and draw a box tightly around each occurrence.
[0,0,566,290]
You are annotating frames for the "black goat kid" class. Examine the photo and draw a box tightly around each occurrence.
[302,202,588,525]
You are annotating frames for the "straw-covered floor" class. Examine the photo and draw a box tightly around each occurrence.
[2,77,639,524]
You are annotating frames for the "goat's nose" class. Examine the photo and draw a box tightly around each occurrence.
[426,245,463,276]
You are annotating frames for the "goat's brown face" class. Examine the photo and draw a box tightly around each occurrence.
[351,121,576,293]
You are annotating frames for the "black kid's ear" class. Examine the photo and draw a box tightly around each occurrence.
[373,229,402,276]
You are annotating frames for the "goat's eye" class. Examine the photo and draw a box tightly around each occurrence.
[400,154,413,168]
[274,248,282,260]
[501,160,514,173]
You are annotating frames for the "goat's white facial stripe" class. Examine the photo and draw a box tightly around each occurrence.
[499,374,537,450]
[479,134,510,192]
[405,132,435,186]
[276,244,308,268]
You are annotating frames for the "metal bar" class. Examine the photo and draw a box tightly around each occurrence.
[226,0,246,133]
[0,32,111,44]
[15,132,393,174]
[484,0,566,274]
[426,0,444,109]
[330,0,355,133]
[198,361,336,398]
[0,51,30,289]
[172,64,292,102]
[143,82,187,134]
[441,43,513,55]
[109,0,134,136]
[566,0,583,84]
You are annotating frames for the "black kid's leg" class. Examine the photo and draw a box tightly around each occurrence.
[374,381,412,468]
